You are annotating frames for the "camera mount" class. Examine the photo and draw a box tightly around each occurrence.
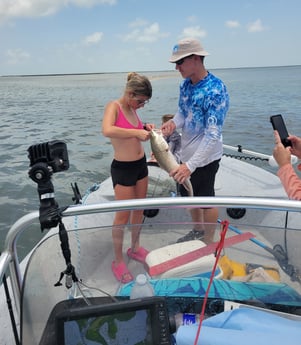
[28,140,79,289]
[28,140,69,231]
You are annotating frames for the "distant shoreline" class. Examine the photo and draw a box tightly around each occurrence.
[1,65,300,78]
[0,70,175,78]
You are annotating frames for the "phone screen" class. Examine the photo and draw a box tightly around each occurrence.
[270,114,291,147]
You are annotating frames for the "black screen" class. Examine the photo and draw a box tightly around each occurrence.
[63,308,152,344]
[55,297,170,345]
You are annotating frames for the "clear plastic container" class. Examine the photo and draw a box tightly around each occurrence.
[130,274,155,299]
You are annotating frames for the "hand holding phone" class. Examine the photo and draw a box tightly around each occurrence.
[270,114,292,147]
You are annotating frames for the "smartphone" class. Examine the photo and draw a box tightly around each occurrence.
[270,114,292,147]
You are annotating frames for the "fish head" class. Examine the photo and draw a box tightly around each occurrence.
[150,129,161,138]
[150,129,169,151]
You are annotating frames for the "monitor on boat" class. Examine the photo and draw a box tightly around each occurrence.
[55,296,171,345]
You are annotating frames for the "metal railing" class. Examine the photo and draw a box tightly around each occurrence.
[1,196,301,317]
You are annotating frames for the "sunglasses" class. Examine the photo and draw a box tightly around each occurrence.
[175,55,193,66]
[133,97,149,105]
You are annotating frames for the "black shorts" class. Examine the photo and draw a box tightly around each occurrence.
[180,159,220,197]
[111,155,148,188]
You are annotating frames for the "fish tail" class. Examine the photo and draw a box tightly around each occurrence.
[184,179,194,197]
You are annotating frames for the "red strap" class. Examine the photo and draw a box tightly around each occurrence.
[194,220,229,345]
[148,231,254,276]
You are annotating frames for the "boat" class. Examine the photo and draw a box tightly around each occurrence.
[1,140,301,345]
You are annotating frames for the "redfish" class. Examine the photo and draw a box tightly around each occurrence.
[149,129,193,196]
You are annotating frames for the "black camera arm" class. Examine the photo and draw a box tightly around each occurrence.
[28,141,78,288]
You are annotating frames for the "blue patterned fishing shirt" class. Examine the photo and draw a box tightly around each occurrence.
[173,72,229,173]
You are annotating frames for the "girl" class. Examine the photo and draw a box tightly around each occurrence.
[102,72,153,283]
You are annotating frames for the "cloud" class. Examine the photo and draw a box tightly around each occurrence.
[129,18,148,28]
[0,0,116,22]
[0,0,60,19]
[225,20,240,29]
[71,0,116,6]
[247,19,266,33]
[122,22,169,43]
[83,32,103,45]
[180,26,207,39]
[6,48,30,64]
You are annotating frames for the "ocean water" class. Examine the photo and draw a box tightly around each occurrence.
[1,66,301,250]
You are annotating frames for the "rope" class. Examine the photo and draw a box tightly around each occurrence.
[68,183,100,299]
[223,152,268,162]
[193,220,229,345]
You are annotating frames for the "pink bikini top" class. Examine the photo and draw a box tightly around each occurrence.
[114,103,143,129]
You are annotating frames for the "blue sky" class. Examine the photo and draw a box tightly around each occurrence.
[0,0,300,75]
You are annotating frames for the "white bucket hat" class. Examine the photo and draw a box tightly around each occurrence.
[169,38,209,63]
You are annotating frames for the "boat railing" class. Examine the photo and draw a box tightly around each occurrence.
[61,196,301,216]
[1,196,301,318]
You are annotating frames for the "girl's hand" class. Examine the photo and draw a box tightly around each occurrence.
[137,129,150,141]
[144,123,155,131]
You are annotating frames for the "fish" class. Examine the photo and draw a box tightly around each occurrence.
[149,129,193,196]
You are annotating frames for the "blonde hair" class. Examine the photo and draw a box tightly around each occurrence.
[162,114,174,123]
[126,72,152,98]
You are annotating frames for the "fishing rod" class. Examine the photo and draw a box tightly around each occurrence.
[223,144,297,166]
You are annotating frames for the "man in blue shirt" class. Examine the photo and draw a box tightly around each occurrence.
[162,38,229,243]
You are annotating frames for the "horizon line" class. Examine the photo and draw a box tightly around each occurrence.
[1,64,300,78]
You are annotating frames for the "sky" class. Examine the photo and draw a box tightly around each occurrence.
[0,0,300,76]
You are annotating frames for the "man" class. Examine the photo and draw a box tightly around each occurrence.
[161,37,229,243]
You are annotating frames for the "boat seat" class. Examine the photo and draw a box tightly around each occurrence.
[145,240,222,279]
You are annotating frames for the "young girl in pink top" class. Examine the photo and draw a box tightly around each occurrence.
[273,130,301,200]
[102,72,153,283]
